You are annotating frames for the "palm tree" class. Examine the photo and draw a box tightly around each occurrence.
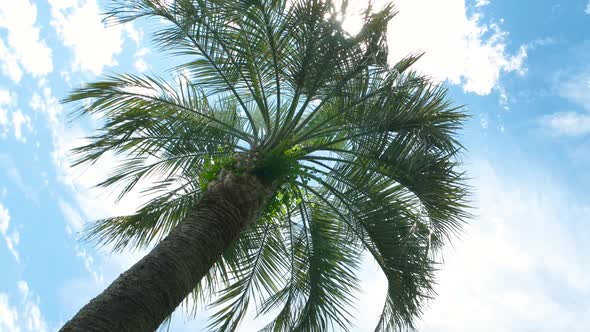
[60,0,469,331]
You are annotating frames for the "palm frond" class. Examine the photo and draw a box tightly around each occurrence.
[83,183,199,251]
[207,221,288,332]
[67,0,470,330]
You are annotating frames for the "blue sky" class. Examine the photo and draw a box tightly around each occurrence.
[0,0,589,331]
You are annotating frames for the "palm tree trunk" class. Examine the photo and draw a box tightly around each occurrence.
[60,172,272,331]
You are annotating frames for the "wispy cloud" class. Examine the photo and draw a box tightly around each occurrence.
[0,40,22,83]
[0,89,33,142]
[0,282,49,332]
[541,111,590,137]
[556,69,590,111]
[542,59,590,137]
[17,281,49,332]
[134,48,149,73]
[0,154,38,204]
[57,198,85,236]
[76,246,103,283]
[0,293,19,332]
[58,198,104,283]
[11,109,31,143]
[0,88,13,137]
[0,202,20,263]
[476,0,491,7]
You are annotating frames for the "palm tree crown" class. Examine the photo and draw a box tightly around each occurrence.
[66,0,469,330]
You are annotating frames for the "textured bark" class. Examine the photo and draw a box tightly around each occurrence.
[60,171,273,331]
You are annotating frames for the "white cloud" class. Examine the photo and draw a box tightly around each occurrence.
[74,246,103,283]
[0,88,12,137]
[0,294,19,332]
[57,198,85,235]
[498,84,510,110]
[29,84,73,187]
[134,48,149,72]
[125,24,143,46]
[556,69,590,111]
[0,282,50,332]
[58,198,104,283]
[479,113,489,129]
[11,110,31,142]
[586,1,590,14]
[0,88,10,104]
[476,0,491,7]
[0,154,38,204]
[541,112,590,137]
[49,0,124,74]
[340,0,526,95]
[0,0,53,81]
[17,281,48,332]
[387,0,526,95]
[0,89,33,142]
[134,58,148,73]
[29,89,58,128]
[0,40,23,83]
[542,53,590,137]
[0,202,20,263]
